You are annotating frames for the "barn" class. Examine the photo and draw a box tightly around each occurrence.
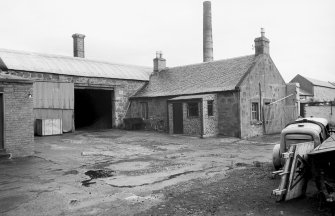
[0,34,151,134]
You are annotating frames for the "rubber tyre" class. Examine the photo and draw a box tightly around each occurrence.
[272,144,281,170]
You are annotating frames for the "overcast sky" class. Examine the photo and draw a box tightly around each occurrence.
[0,0,334,82]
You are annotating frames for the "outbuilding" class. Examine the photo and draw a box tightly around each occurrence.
[128,31,298,138]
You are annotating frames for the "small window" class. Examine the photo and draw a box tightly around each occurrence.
[187,102,199,117]
[140,102,148,119]
[208,100,213,116]
[251,102,259,120]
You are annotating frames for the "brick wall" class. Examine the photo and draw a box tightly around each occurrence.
[8,70,147,128]
[239,54,287,138]
[2,81,34,157]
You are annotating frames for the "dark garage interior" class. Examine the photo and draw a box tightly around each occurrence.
[74,89,113,130]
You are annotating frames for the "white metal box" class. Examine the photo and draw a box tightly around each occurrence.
[36,119,63,136]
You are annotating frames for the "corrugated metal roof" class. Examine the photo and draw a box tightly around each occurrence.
[133,55,257,98]
[0,49,151,81]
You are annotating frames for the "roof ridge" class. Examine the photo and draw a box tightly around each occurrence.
[0,48,151,69]
[167,54,255,70]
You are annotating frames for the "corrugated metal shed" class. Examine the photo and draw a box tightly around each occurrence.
[0,49,151,81]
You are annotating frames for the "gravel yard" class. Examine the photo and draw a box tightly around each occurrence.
[0,130,329,215]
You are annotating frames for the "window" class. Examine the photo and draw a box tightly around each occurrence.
[208,100,214,116]
[140,102,148,119]
[187,102,199,117]
[251,102,259,120]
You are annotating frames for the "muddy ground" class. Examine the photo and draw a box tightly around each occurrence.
[0,130,332,216]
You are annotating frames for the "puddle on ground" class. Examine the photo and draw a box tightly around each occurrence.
[81,169,115,187]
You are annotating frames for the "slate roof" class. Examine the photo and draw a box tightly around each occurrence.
[0,49,151,81]
[304,76,335,89]
[133,55,257,98]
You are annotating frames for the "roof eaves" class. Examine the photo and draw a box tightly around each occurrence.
[130,89,239,99]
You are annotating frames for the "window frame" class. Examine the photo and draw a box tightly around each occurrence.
[251,102,259,121]
[207,100,214,116]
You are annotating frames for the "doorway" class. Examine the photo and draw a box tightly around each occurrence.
[173,103,183,134]
[74,89,113,130]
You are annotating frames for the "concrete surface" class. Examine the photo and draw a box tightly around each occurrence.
[0,130,279,216]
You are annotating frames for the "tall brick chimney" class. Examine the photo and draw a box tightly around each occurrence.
[153,51,166,72]
[254,28,269,56]
[72,33,85,58]
[203,1,213,62]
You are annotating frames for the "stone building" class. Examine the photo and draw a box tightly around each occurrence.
[290,74,335,102]
[127,30,291,138]
[0,73,34,158]
[0,34,151,134]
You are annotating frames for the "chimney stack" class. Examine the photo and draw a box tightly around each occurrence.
[203,1,213,62]
[72,33,85,58]
[153,51,166,72]
[254,28,270,56]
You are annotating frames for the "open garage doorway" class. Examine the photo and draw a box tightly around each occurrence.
[74,89,113,130]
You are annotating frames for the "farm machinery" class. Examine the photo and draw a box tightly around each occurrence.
[271,117,335,210]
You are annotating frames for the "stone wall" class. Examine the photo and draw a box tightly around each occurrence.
[167,100,202,136]
[168,103,173,134]
[313,86,335,102]
[217,91,240,137]
[239,54,287,138]
[127,97,170,131]
[2,81,34,157]
[304,104,335,126]
[202,94,218,137]
[7,70,147,128]
[182,102,202,136]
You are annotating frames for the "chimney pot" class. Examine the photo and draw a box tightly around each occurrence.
[72,33,86,58]
[261,28,265,37]
[153,51,166,72]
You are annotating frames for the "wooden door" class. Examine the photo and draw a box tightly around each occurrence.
[0,94,3,149]
[173,103,183,134]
